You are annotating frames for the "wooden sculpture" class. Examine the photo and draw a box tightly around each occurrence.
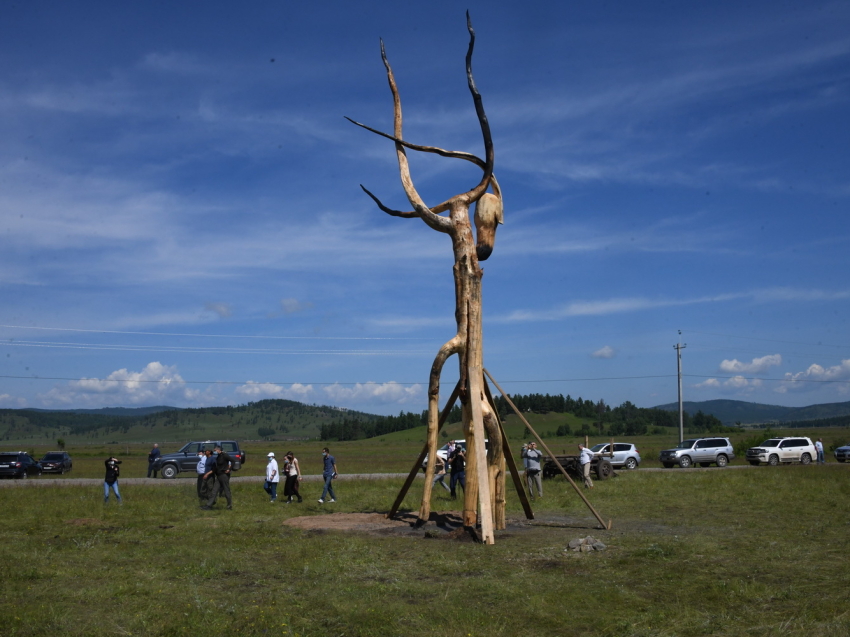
[348,14,505,543]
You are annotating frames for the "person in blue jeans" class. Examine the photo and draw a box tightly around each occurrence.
[104,456,122,504]
[318,447,338,503]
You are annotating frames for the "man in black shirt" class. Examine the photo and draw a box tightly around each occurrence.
[202,445,233,510]
[449,447,466,500]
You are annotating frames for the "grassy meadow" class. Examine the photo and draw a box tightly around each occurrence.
[1,435,849,636]
[12,422,850,480]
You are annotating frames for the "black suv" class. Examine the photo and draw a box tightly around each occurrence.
[0,452,43,479]
[153,440,245,479]
[39,451,73,474]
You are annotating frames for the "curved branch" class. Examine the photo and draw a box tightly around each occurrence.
[379,40,453,233]
[359,185,418,219]
[460,11,495,205]
[345,117,486,170]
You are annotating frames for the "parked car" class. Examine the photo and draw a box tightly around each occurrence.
[153,440,245,479]
[834,443,850,463]
[38,451,73,474]
[746,437,816,466]
[590,442,641,469]
[659,437,735,468]
[0,451,43,479]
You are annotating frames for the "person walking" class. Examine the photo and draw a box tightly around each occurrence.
[521,441,543,499]
[449,446,466,500]
[200,449,217,504]
[578,443,594,489]
[432,454,450,493]
[147,443,161,478]
[104,456,122,504]
[284,451,303,503]
[195,450,207,502]
[815,438,825,464]
[264,452,280,503]
[318,447,338,504]
[202,445,233,510]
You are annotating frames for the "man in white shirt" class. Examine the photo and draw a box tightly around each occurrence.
[264,452,280,503]
[815,438,825,464]
[578,444,594,489]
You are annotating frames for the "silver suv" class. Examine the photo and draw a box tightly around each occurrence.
[659,437,734,468]
[590,442,641,469]
[746,437,816,466]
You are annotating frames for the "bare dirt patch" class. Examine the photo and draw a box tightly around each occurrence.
[283,511,466,537]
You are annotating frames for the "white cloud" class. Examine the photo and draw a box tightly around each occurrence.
[0,393,27,408]
[205,302,232,318]
[37,362,202,407]
[592,346,615,359]
[235,382,314,400]
[280,298,314,315]
[777,359,850,394]
[719,354,782,374]
[322,381,422,405]
[693,376,763,392]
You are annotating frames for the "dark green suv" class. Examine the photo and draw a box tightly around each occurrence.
[153,440,245,479]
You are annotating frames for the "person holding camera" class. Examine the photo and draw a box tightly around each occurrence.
[522,441,543,499]
[104,456,122,504]
[449,446,466,500]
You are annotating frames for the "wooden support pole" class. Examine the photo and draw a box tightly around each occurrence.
[483,378,534,520]
[484,369,612,531]
[387,382,461,520]
[469,364,495,544]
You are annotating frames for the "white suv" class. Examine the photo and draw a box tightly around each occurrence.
[746,437,816,466]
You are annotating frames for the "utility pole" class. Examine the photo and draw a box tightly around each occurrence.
[674,331,686,443]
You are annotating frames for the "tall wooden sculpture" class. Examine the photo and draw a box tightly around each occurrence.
[348,14,505,543]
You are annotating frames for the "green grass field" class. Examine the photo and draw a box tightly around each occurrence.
[1,435,849,636]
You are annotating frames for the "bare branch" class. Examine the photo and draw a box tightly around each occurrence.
[344,117,486,170]
[379,40,453,233]
[359,185,417,218]
[461,11,495,204]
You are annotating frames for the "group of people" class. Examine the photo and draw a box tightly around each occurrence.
[263,451,303,503]
[196,444,235,510]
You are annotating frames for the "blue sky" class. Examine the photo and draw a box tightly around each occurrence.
[1,1,849,414]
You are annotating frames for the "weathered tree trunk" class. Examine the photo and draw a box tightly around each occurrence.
[350,14,505,544]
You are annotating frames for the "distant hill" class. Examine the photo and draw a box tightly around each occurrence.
[0,400,405,445]
[22,406,178,417]
[652,399,850,426]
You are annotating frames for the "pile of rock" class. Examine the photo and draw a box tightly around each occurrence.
[567,536,606,553]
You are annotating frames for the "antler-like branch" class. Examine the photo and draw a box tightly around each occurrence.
[344,117,486,170]
[460,11,495,205]
[379,40,452,234]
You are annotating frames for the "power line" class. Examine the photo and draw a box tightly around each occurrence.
[3,340,429,356]
[0,373,844,385]
[0,324,427,341]
[0,373,676,385]
[684,329,850,349]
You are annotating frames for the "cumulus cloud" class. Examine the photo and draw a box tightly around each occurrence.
[694,376,763,392]
[719,354,782,374]
[591,345,616,359]
[777,359,850,394]
[0,393,27,408]
[204,302,232,318]
[37,362,201,407]
[280,298,313,314]
[322,381,422,405]
[235,381,314,400]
